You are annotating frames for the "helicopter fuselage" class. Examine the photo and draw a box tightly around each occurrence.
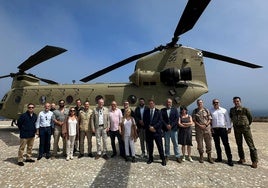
[0,46,209,120]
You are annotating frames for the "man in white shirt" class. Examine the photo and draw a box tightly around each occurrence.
[210,99,233,166]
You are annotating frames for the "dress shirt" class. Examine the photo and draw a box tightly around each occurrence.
[140,106,145,120]
[109,108,123,131]
[98,108,104,125]
[210,107,232,129]
[36,110,54,128]
[167,108,171,118]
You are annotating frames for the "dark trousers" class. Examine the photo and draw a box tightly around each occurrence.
[109,130,125,156]
[212,128,232,161]
[39,127,52,157]
[234,125,258,162]
[146,132,165,161]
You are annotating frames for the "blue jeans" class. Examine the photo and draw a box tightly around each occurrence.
[164,130,180,158]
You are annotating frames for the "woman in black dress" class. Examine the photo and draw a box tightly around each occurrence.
[178,106,193,162]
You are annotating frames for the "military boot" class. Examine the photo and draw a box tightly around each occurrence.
[199,153,204,163]
[207,153,214,164]
[251,162,257,168]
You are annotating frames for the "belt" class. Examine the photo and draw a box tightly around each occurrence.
[99,124,104,127]
[213,127,225,129]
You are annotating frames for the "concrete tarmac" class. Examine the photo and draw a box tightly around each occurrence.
[0,121,267,188]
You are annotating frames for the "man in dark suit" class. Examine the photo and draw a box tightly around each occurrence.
[144,99,166,166]
[161,98,181,163]
[134,98,149,158]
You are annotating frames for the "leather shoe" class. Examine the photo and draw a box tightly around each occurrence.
[227,161,234,166]
[78,154,84,158]
[215,158,222,162]
[111,153,116,158]
[88,153,94,158]
[147,160,153,164]
[45,155,50,159]
[176,158,182,163]
[25,159,35,163]
[102,154,109,160]
[237,159,246,164]
[37,156,42,160]
[95,155,101,160]
[251,162,257,168]
[18,162,24,166]
[161,160,166,166]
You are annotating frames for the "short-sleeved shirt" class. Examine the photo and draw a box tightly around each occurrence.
[53,108,69,122]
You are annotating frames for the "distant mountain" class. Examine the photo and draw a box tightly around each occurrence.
[252,109,267,117]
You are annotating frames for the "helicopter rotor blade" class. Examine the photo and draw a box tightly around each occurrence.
[0,74,12,79]
[38,77,58,84]
[18,45,67,72]
[168,0,211,46]
[80,46,164,82]
[201,50,262,68]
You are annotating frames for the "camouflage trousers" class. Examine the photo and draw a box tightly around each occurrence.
[233,125,258,162]
[195,126,212,154]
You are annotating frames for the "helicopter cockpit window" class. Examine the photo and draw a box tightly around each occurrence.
[15,96,21,104]
[39,96,46,104]
[128,95,137,104]
[66,95,74,104]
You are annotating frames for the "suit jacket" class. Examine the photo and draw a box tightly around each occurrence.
[144,108,163,137]
[161,107,179,132]
[91,107,110,130]
[134,106,149,129]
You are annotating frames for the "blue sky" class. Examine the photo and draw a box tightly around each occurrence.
[0,0,267,112]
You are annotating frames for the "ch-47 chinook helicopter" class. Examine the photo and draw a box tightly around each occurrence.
[0,0,262,125]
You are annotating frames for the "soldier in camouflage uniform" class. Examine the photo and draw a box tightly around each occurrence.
[192,99,214,164]
[230,96,258,168]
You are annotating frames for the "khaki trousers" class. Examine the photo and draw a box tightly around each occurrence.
[79,130,93,154]
[18,137,35,162]
[53,125,66,156]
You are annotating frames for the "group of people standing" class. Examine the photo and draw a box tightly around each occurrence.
[191,97,258,168]
[17,96,258,168]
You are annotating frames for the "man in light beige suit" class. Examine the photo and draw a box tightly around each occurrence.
[91,98,110,160]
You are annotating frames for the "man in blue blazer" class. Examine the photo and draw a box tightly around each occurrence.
[161,98,181,163]
[144,99,166,166]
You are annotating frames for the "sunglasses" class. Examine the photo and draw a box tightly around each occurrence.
[70,110,75,112]
[213,102,219,104]
[28,106,34,109]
